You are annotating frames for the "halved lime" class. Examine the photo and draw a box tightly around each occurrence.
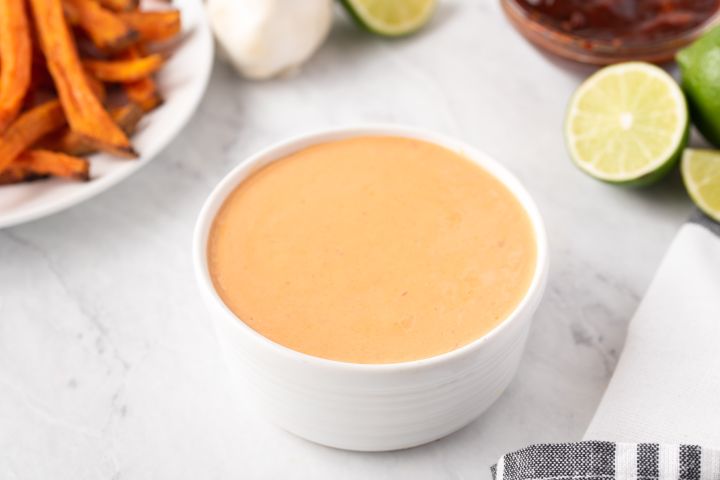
[565,62,689,186]
[340,0,436,37]
[682,149,720,222]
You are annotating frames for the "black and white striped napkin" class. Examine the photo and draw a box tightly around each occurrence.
[492,441,720,480]
[493,213,720,480]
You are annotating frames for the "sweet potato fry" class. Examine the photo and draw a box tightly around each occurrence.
[83,54,164,82]
[0,149,89,184]
[42,102,143,156]
[84,72,107,103]
[0,0,32,133]
[124,76,163,112]
[0,163,47,184]
[125,76,163,112]
[98,0,138,12]
[111,102,144,136]
[29,0,135,158]
[62,0,139,52]
[117,10,181,42]
[121,47,163,112]
[40,130,93,157]
[0,100,66,173]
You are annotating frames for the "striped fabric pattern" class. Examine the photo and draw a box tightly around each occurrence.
[492,442,720,480]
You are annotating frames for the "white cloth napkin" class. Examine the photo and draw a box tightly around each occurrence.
[492,216,720,480]
[584,216,720,448]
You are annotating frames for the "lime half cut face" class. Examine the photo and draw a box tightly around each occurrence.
[340,0,437,37]
[565,62,689,186]
[682,149,720,222]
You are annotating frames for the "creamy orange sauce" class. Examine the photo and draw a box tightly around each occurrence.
[208,136,536,364]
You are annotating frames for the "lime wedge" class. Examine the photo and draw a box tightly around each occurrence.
[565,62,689,186]
[340,0,436,37]
[682,149,720,222]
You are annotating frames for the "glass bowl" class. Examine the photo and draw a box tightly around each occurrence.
[501,0,720,65]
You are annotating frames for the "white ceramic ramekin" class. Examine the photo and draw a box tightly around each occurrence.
[193,125,549,452]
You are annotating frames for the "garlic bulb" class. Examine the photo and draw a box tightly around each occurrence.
[206,0,334,80]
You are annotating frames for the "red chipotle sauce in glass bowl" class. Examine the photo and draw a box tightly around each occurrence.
[501,0,720,64]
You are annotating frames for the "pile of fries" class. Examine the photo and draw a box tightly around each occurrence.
[0,0,181,185]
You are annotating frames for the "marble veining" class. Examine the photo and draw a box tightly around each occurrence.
[0,1,695,478]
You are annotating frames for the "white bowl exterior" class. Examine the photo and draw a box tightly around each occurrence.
[193,125,549,451]
[205,285,539,451]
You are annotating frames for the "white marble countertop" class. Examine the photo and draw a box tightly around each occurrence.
[0,1,695,478]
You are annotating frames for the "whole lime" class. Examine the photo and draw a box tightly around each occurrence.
[677,26,720,147]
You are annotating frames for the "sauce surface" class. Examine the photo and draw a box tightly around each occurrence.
[516,0,719,42]
[208,136,536,364]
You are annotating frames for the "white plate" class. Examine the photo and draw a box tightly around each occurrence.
[0,0,213,229]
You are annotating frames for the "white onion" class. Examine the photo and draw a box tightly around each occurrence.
[206,0,334,80]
